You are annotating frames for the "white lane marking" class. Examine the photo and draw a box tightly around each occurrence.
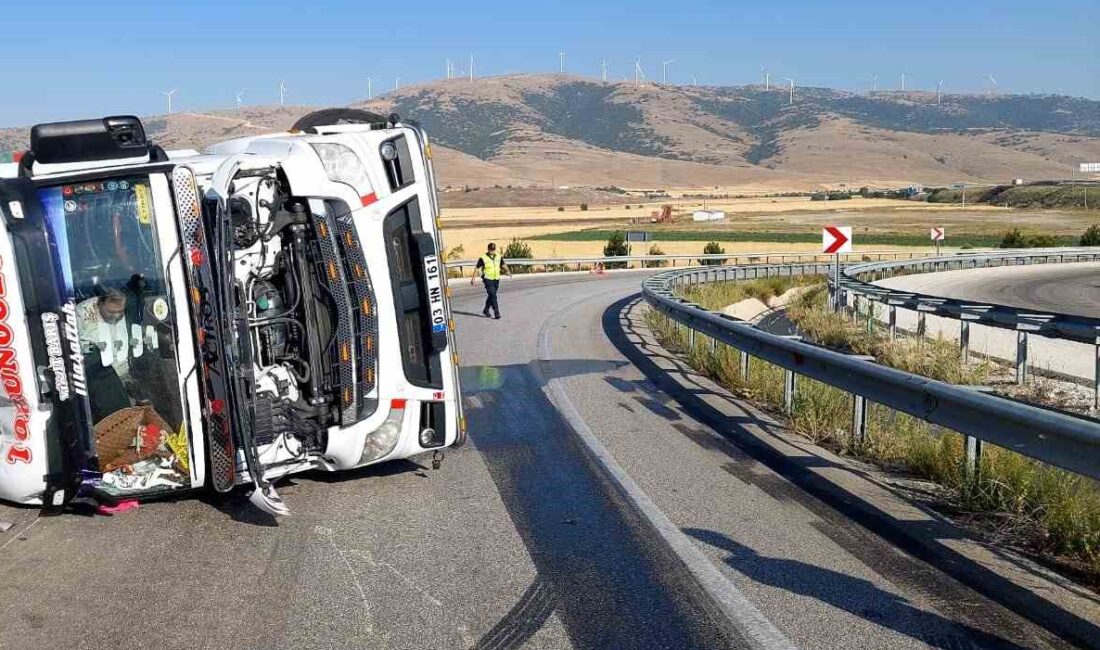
[0,517,38,553]
[533,287,798,650]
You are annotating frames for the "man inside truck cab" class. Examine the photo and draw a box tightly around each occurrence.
[75,280,178,424]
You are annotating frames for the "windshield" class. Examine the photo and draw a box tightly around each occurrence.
[38,174,191,495]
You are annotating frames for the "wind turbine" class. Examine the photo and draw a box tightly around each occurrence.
[278,81,287,106]
[559,51,565,75]
[987,74,998,96]
[469,53,474,81]
[367,77,373,100]
[901,73,906,91]
[601,59,608,82]
[395,76,401,91]
[692,75,698,87]
[162,89,177,114]
[235,90,244,114]
[446,58,452,79]
[783,77,794,105]
[661,59,674,84]
[634,60,645,88]
[761,67,770,90]
[936,80,943,105]
[872,75,878,92]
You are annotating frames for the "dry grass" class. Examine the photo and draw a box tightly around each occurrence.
[648,277,1100,583]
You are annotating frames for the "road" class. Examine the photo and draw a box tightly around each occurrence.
[875,262,1100,381]
[876,262,1100,319]
[0,270,1093,649]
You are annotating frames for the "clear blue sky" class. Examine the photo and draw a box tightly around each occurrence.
[3,0,1096,126]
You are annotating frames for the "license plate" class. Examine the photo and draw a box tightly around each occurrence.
[422,255,447,333]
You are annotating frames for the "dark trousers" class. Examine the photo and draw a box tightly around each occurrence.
[482,278,500,316]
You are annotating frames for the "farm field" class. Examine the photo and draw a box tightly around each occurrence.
[440,195,1094,260]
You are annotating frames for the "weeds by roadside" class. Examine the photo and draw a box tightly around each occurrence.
[650,276,1100,585]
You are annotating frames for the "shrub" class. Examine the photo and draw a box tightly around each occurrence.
[580,203,589,211]
[999,228,1027,248]
[643,244,668,268]
[603,231,630,269]
[1001,228,1058,248]
[1081,224,1100,246]
[503,238,533,274]
[557,206,565,212]
[625,205,631,210]
[699,241,726,266]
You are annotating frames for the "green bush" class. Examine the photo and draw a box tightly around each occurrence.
[1081,224,1100,246]
[503,238,533,274]
[557,206,565,212]
[603,231,630,269]
[580,203,589,211]
[699,241,726,266]
[643,244,668,268]
[1000,228,1059,248]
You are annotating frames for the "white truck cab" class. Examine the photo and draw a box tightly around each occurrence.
[0,111,464,515]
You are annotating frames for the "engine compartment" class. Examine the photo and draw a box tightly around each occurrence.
[224,169,336,460]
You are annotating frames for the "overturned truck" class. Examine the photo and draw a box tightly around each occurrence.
[0,110,464,515]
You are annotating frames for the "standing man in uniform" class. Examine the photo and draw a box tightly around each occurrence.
[472,242,510,319]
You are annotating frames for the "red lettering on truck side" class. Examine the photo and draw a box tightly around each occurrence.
[0,255,31,465]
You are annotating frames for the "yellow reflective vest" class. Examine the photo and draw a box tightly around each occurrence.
[480,253,502,280]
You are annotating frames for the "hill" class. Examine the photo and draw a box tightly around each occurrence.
[3,74,1099,192]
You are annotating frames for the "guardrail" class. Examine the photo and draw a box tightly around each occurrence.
[445,249,959,276]
[838,249,1100,400]
[643,262,1100,482]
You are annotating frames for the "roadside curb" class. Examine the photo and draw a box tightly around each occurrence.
[534,292,797,650]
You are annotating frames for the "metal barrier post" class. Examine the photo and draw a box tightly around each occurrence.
[964,435,983,481]
[784,369,796,415]
[1016,330,1028,385]
[960,320,970,363]
[916,312,927,338]
[852,394,868,446]
[739,350,750,382]
[711,337,719,354]
[888,305,897,340]
[1095,337,1100,410]
[688,325,696,349]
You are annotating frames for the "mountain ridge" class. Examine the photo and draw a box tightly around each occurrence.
[3,74,1098,191]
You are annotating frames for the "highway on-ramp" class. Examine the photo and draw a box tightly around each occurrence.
[0,270,1090,649]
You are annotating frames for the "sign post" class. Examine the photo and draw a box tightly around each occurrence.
[930,226,945,256]
[822,226,852,312]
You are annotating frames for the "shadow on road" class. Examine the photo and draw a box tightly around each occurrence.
[602,293,1099,649]
[459,356,736,650]
[686,527,1027,650]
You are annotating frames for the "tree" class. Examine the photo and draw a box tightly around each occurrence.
[503,238,533,274]
[603,231,630,269]
[699,241,727,266]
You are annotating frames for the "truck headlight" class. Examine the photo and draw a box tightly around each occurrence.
[360,402,405,464]
[311,143,372,192]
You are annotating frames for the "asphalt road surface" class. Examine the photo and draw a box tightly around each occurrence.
[0,270,1091,650]
[875,261,1100,381]
[877,261,1100,318]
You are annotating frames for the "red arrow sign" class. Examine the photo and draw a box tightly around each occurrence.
[822,226,852,254]
[930,227,945,241]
